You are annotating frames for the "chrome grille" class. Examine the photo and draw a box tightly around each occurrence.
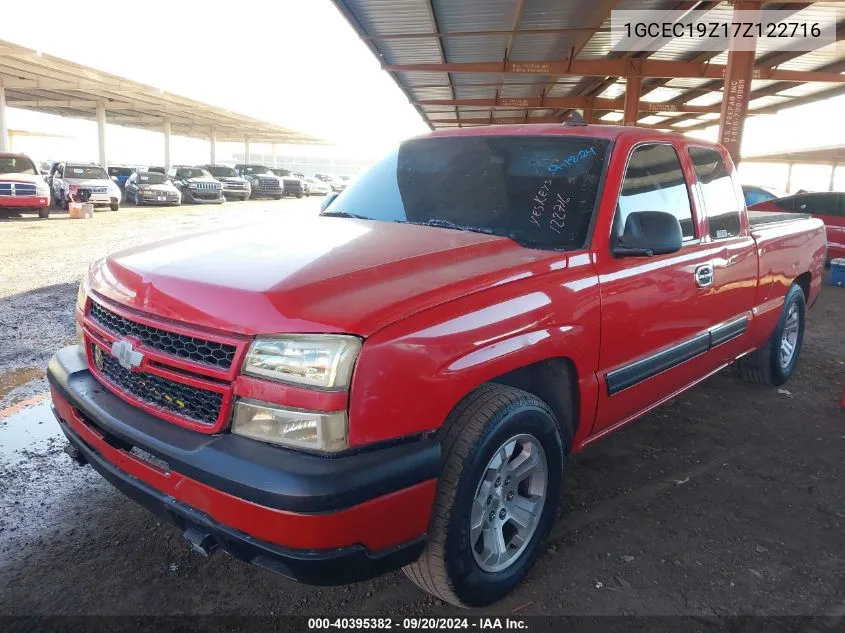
[194,182,220,191]
[258,178,279,189]
[0,182,38,196]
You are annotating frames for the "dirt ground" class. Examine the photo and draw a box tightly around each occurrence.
[0,200,843,617]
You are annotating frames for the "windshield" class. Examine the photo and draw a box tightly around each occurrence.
[138,173,167,185]
[177,168,211,179]
[272,168,293,176]
[241,165,273,176]
[108,167,133,177]
[207,166,238,178]
[66,165,109,179]
[324,136,610,250]
[0,156,38,176]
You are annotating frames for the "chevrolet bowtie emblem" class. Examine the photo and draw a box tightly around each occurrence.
[111,340,144,370]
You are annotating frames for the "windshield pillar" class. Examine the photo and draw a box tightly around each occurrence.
[0,87,7,152]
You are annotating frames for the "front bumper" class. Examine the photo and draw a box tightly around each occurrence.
[222,186,250,198]
[183,189,224,204]
[0,195,50,208]
[47,346,439,584]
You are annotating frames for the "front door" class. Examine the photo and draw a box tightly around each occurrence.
[593,142,714,435]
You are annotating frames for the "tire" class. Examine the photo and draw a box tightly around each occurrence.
[403,384,568,607]
[737,283,806,386]
[296,192,303,199]
[38,208,50,219]
[274,194,283,200]
[110,202,120,212]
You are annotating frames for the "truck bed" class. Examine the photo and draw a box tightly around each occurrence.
[748,210,810,227]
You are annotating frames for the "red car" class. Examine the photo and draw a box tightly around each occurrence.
[749,191,845,260]
[0,152,52,218]
[49,125,826,607]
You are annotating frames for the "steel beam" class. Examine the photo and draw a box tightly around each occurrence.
[245,137,251,164]
[0,87,7,152]
[429,116,670,130]
[624,77,641,126]
[829,164,838,191]
[718,0,760,163]
[384,59,845,83]
[210,127,217,166]
[163,118,171,173]
[96,104,107,168]
[416,96,721,114]
[272,143,277,167]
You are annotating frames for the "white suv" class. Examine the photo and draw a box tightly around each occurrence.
[51,163,122,211]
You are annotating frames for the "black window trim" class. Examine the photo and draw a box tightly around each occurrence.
[609,140,700,255]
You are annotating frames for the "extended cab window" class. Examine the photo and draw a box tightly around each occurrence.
[689,146,742,239]
[615,144,695,240]
[324,136,610,250]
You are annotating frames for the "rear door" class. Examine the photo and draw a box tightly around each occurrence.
[593,142,715,433]
[687,146,757,363]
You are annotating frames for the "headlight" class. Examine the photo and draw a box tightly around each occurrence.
[188,182,198,189]
[243,335,361,389]
[232,399,347,452]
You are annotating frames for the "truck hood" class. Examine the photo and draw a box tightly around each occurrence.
[66,178,113,187]
[89,216,555,337]
[0,173,44,184]
[182,177,218,185]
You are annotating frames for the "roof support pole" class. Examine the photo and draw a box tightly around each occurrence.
[96,104,107,168]
[163,118,171,173]
[245,137,251,164]
[718,0,761,165]
[210,127,217,166]
[272,143,277,168]
[0,88,8,152]
[786,162,793,193]
[582,107,596,124]
[624,76,641,126]
[829,164,838,192]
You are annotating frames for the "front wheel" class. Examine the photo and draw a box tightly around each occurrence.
[38,208,50,219]
[274,194,283,200]
[403,384,566,607]
[737,283,806,386]
[110,202,120,212]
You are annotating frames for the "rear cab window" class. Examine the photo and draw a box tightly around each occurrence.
[613,143,697,243]
[688,146,744,239]
[326,135,611,251]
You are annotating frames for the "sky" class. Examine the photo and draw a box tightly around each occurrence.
[0,0,429,165]
[1,0,844,191]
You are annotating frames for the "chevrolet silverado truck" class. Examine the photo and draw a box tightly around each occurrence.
[0,152,51,218]
[235,164,284,199]
[202,165,251,201]
[49,125,826,607]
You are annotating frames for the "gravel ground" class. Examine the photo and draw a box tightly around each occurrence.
[0,201,843,617]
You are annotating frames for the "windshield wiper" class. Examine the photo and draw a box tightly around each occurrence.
[321,211,373,220]
[400,219,498,236]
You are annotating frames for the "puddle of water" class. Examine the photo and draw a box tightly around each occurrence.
[0,399,63,462]
[0,367,46,400]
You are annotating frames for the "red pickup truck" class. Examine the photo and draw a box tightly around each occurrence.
[49,124,826,607]
[0,152,52,218]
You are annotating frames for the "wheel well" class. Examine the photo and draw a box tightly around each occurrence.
[488,358,579,451]
[794,272,811,302]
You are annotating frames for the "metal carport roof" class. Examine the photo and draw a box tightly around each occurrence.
[0,39,322,145]
[330,0,845,135]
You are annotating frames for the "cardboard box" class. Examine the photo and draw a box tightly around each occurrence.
[69,202,94,219]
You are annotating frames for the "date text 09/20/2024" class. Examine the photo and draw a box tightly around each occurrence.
[308,618,527,630]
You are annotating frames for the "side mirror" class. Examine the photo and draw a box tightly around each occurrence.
[613,211,683,257]
[320,192,339,212]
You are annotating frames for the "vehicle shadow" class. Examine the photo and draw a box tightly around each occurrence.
[0,207,68,222]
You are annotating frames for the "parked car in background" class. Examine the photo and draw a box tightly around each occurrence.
[146,166,166,174]
[51,162,121,211]
[742,184,787,207]
[0,152,52,218]
[167,166,224,204]
[51,125,825,608]
[306,177,331,196]
[328,177,348,194]
[108,166,134,190]
[234,164,283,199]
[202,165,251,201]
[270,168,305,198]
[749,191,844,260]
[124,171,181,206]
